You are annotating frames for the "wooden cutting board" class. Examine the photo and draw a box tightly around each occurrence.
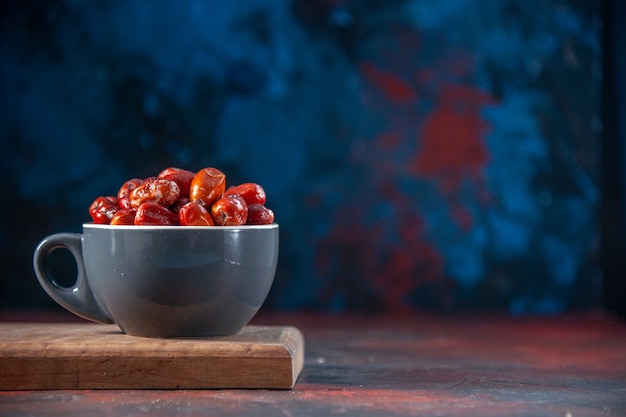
[0,323,304,390]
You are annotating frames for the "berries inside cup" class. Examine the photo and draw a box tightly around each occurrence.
[89,167,275,226]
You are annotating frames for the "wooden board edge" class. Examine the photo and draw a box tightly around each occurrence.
[279,326,305,388]
[0,323,305,390]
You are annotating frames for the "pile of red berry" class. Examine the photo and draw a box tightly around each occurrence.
[88,167,274,226]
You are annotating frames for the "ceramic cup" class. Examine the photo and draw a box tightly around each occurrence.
[33,223,279,338]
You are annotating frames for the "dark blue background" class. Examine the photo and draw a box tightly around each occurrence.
[1,0,622,315]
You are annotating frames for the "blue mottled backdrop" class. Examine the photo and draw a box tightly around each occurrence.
[1,0,608,314]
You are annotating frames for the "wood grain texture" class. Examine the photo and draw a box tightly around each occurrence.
[1,313,625,416]
[0,323,304,390]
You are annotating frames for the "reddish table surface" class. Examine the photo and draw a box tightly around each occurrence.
[1,310,625,416]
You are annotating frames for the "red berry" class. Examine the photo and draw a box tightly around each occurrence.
[134,203,179,225]
[158,167,195,199]
[246,203,274,225]
[225,183,266,205]
[129,179,180,209]
[178,201,215,226]
[117,178,144,209]
[89,196,119,224]
[190,167,226,207]
[211,194,248,226]
[110,208,137,225]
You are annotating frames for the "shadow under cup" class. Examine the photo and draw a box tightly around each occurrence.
[33,223,279,338]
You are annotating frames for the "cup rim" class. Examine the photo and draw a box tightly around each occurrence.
[83,223,279,230]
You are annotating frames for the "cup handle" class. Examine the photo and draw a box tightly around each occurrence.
[33,233,113,324]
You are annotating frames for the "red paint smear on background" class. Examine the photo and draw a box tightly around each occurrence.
[374,186,444,311]
[411,84,495,194]
[444,48,475,79]
[315,178,445,311]
[450,202,474,231]
[377,131,404,151]
[360,62,417,104]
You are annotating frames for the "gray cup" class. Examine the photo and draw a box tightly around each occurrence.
[33,223,279,338]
